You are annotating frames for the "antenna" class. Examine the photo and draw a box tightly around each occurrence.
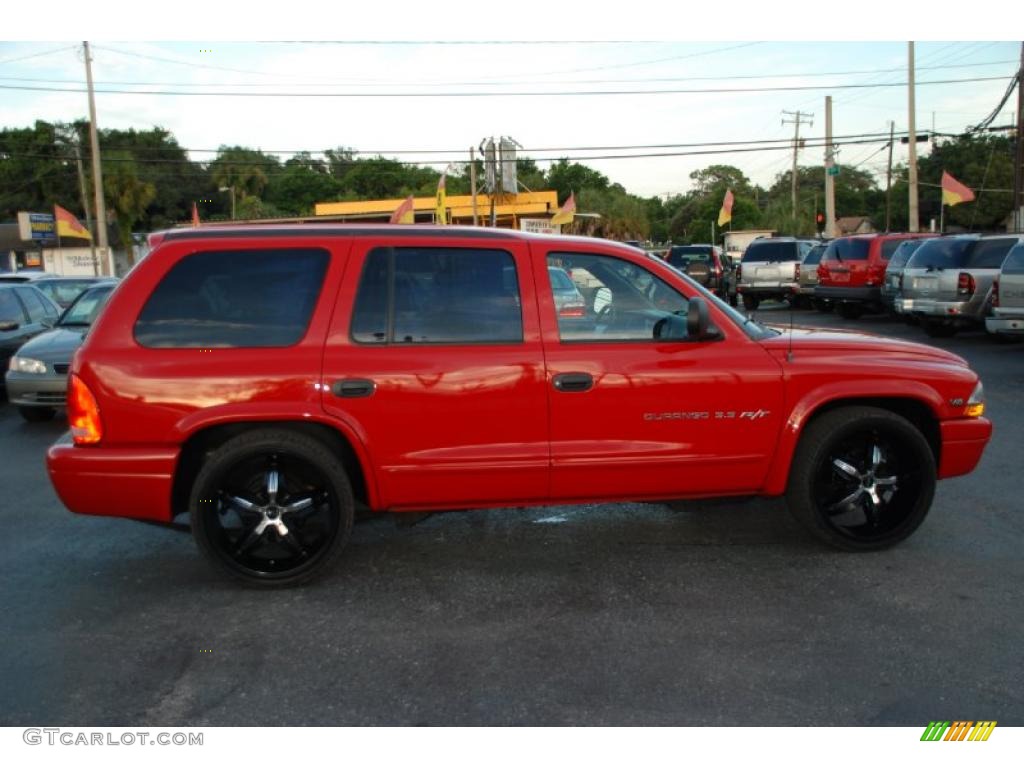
[787,305,795,362]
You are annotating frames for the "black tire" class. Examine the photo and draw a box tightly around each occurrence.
[812,298,833,313]
[728,294,738,308]
[190,429,355,587]
[836,302,864,320]
[922,320,957,338]
[786,406,936,551]
[992,333,1022,345]
[18,406,56,422]
[741,294,760,311]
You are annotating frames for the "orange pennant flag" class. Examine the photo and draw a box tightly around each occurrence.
[718,189,734,226]
[550,192,576,226]
[54,204,92,240]
[390,195,416,224]
[941,171,975,207]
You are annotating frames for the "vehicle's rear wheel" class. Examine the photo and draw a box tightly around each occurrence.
[922,320,957,338]
[18,406,56,422]
[190,429,354,587]
[786,406,936,551]
[836,302,864,320]
[741,294,760,311]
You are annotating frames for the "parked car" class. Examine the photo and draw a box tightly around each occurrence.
[985,241,1024,340]
[47,225,991,586]
[735,237,818,310]
[664,245,735,303]
[31,276,117,309]
[5,282,118,421]
[0,283,62,377]
[816,233,935,319]
[0,270,56,283]
[898,234,1022,337]
[797,243,827,310]
[881,239,931,315]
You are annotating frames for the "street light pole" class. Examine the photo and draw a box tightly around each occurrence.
[83,41,111,275]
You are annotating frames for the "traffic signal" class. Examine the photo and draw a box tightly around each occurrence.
[816,212,825,226]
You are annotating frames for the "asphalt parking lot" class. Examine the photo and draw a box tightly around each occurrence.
[1,306,1022,726]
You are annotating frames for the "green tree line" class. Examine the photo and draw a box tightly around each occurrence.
[1,120,1017,249]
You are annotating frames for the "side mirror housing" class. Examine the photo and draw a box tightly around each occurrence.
[0,319,20,332]
[686,297,721,341]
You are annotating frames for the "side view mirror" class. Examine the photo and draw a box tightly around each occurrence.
[0,319,20,332]
[686,297,721,341]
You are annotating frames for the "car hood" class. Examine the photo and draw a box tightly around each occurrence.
[13,327,87,363]
[759,325,968,366]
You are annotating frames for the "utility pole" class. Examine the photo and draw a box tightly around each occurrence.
[782,109,813,225]
[73,140,98,275]
[885,120,895,232]
[83,42,111,275]
[907,42,920,233]
[1014,42,1023,233]
[470,146,478,226]
[824,96,836,238]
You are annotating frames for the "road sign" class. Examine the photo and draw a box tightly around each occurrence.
[827,165,840,177]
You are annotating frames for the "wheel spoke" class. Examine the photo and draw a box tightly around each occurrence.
[234,520,268,556]
[281,530,308,558]
[266,470,280,505]
[283,496,314,514]
[871,444,883,472]
[828,487,864,512]
[832,458,861,480]
[224,493,260,514]
[875,475,898,488]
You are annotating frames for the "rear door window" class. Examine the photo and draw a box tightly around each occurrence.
[0,290,26,324]
[134,248,329,348]
[16,287,56,323]
[351,247,522,345]
[742,241,799,262]
[906,238,975,269]
[823,239,872,261]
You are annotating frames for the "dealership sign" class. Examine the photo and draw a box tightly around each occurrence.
[17,211,56,242]
[519,218,560,235]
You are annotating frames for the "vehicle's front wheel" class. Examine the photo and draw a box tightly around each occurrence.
[786,406,936,551]
[836,302,864,320]
[18,406,56,422]
[922,319,957,338]
[190,429,354,587]
[741,294,760,311]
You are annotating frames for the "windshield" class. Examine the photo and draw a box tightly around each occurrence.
[58,285,114,326]
[887,239,925,270]
[664,262,778,340]
[742,241,798,263]
[906,238,977,270]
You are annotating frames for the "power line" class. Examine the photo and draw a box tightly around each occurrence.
[0,74,1009,98]
[0,44,75,67]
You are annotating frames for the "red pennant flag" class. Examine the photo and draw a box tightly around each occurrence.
[54,204,92,239]
[718,189,734,226]
[191,201,200,227]
[941,171,975,207]
[390,195,415,224]
[550,192,576,226]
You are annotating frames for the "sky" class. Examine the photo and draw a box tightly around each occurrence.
[2,2,1021,201]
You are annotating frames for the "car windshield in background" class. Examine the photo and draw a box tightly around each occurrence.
[58,285,115,326]
[803,244,826,265]
[965,238,1017,269]
[741,241,798,262]
[907,238,977,270]
[823,239,872,261]
[667,246,712,268]
[547,267,575,292]
[887,240,925,269]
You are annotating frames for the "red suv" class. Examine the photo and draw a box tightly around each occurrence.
[47,225,991,586]
[816,233,936,319]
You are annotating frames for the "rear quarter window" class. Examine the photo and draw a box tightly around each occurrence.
[966,239,1016,270]
[134,248,329,348]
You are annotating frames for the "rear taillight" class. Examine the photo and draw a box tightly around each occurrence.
[991,279,999,308]
[794,263,801,280]
[558,305,585,318]
[736,265,742,281]
[68,374,103,445]
[957,272,976,297]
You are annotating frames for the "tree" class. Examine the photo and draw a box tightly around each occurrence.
[919,133,1015,231]
[102,151,156,258]
[209,146,278,199]
[546,159,609,200]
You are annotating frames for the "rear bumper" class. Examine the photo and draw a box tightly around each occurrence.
[938,418,992,479]
[898,297,980,322]
[985,314,1024,335]
[738,282,798,295]
[814,285,881,303]
[46,433,178,522]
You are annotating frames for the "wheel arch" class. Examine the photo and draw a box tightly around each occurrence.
[763,389,942,496]
[171,419,376,520]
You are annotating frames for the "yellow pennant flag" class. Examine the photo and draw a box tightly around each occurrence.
[390,195,415,224]
[550,192,576,226]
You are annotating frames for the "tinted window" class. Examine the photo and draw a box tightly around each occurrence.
[60,285,115,326]
[16,287,55,323]
[667,246,713,269]
[548,267,575,291]
[803,244,826,265]
[881,239,909,260]
[351,247,522,344]
[906,238,975,270]
[0,289,25,324]
[966,239,1015,269]
[741,241,799,262]
[547,252,689,342]
[823,238,872,261]
[887,239,924,270]
[1002,243,1024,275]
[135,248,328,348]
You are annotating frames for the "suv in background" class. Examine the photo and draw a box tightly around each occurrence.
[735,237,817,311]
[881,239,931,316]
[797,243,827,310]
[985,241,1024,339]
[46,225,992,586]
[816,233,934,320]
[664,244,734,303]
[898,234,1021,337]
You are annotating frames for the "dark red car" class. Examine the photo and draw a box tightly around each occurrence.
[47,225,991,586]
[815,233,937,319]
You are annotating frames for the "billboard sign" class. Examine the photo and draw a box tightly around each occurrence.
[17,212,56,242]
[520,218,560,235]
